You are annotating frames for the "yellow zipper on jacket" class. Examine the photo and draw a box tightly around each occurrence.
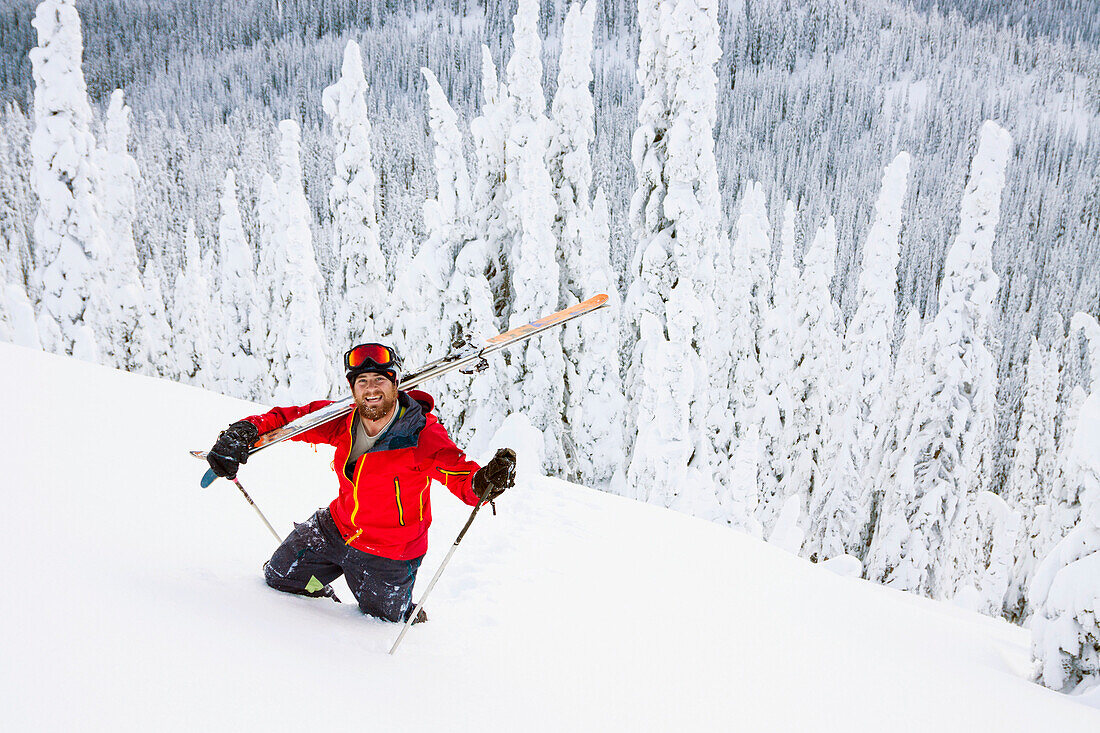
[394,477,405,526]
[420,477,429,522]
[345,414,366,545]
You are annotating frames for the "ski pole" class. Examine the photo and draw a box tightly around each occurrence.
[228,476,282,543]
[389,497,490,655]
[227,475,344,604]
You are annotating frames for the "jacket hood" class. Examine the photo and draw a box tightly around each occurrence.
[406,389,435,414]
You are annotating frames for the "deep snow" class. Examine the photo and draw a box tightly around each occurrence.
[1,342,1097,731]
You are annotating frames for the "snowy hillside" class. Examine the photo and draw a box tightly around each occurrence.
[1,343,1097,731]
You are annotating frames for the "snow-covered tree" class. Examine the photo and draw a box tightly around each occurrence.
[255,170,279,373]
[836,152,910,559]
[1035,384,1088,569]
[1003,337,1060,620]
[547,2,624,485]
[419,64,510,447]
[140,252,172,379]
[322,40,388,355]
[29,0,109,361]
[792,218,850,562]
[549,0,596,283]
[263,121,335,403]
[1030,313,1100,695]
[0,226,40,348]
[215,168,264,399]
[562,191,625,486]
[469,46,511,319]
[620,0,724,514]
[723,424,764,538]
[811,396,863,562]
[171,220,212,387]
[421,65,474,372]
[95,89,149,374]
[867,122,1011,598]
[657,0,732,484]
[440,239,510,456]
[758,201,799,536]
[620,243,697,508]
[421,67,472,262]
[965,490,1022,616]
[503,0,567,474]
[865,306,927,580]
[0,104,40,350]
[727,182,770,438]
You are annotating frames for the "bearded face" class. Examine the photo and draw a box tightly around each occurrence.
[352,373,398,422]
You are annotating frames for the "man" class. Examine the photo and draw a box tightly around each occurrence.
[206,342,516,624]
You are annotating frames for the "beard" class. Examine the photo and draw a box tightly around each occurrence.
[357,391,397,421]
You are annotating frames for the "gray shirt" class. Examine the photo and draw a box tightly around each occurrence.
[345,406,399,471]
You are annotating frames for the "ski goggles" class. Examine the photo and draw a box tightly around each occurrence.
[344,343,402,382]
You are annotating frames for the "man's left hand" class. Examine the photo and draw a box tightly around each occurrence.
[473,448,516,501]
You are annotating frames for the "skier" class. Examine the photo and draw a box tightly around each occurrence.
[205,342,517,624]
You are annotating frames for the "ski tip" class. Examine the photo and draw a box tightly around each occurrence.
[200,468,217,488]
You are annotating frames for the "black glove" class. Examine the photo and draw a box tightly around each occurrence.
[473,448,516,502]
[207,420,259,479]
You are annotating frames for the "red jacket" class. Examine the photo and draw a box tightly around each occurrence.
[244,390,481,561]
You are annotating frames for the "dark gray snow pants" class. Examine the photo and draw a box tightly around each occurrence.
[263,508,423,622]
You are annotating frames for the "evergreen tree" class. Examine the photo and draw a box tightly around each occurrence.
[799,220,841,468]
[254,170,280,388]
[504,0,568,474]
[548,2,625,485]
[422,64,508,448]
[265,121,335,403]
[840,152,910,559]
[441,235,510,455]
[469,46,511,326]
[0,103,40,350]
[865,306,928,582]
[0,102,35,303]
[29,0,109,361]
[621,0,724,516]
[322,40,388,357]
[793,218,848,561]
[867,122,1012,598]
[171,220,212,388]
[95,89,149,374]
[758,201,799,537]
[1034,352,1088,577]
[140,251,172,379]
[0,227,40,349]
[562,190,625,486]
[548,1,596,284]
[968,490,1022,616]
[215,168,263,399]
[727,182,770,440]
[660,0,733,490]
[725,424,764,538]
[1003,337,1060,620]
[1030,313,1100,695]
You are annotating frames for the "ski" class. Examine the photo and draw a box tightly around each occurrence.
[192,294,609,484]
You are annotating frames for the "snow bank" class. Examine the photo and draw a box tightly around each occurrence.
[0,343,1096,730]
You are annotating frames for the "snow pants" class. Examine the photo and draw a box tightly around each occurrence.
[263,508,423,622]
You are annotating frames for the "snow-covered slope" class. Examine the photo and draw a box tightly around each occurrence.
[1,342,1096,731]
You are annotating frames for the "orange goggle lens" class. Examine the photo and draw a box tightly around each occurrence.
[345,343,395,371]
